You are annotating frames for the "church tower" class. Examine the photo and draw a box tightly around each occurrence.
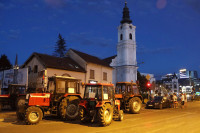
[111,2,137,84]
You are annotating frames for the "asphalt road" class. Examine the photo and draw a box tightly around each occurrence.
[0,101,200,133]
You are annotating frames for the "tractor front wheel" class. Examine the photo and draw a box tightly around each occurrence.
[97,103,113,126]
[79,106,91,123]
[25,106,43,125]
[129,97,142,114]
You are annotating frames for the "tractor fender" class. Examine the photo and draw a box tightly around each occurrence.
[128,95,143,103]
[79,100,87,109]
[34,106,45,118]
[96,101,111,108]
[63,94,82,100]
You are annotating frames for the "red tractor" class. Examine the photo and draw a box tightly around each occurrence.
[79,83,123,126]
[18,76,82,125]
[115,82,143,114]
[0,84,27,111]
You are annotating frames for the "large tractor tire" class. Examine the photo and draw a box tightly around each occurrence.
[97,103,113,126]
[16,96,25,109]
[79,106,91,123]
[129,97,142,114]
[59,98,79,120]
[16,109,25,121]
[16,104,26,121]
[25,106,43,125]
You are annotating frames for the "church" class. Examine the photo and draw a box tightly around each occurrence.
[104,2,138,85]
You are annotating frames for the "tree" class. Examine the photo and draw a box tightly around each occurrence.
[137,71,148,94]
[53,33,67,57]
[0,54,12,71]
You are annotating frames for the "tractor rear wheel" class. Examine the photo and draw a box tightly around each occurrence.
[16,96,25,109]
[59,98,79,120]
[79,106,91,123]
[25,106,43,125]
[16,104,26,121]
[16,109,25,121]
[97,103,113,126]
[129,97,142,114]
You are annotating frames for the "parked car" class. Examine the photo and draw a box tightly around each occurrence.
[146,96,170,109]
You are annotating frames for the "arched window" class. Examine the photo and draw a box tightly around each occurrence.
[120,34,123,40]
[129,33,132,40]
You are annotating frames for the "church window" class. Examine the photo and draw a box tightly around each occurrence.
[129,33,132,40]
[120,34,123,40]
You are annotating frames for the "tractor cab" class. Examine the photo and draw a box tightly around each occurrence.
[8,84,26,96]
[115,82,140,97]
[0,84,26,96]
[83,83,114,102]
[47,76,81,101]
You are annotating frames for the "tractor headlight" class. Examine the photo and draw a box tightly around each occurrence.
[26,94,30,99]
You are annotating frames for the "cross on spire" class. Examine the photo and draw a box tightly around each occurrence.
[120,1,132,24]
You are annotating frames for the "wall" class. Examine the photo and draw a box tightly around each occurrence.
[24,56,45,88]
[86,63,113,84]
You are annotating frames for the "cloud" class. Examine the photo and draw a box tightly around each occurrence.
[67,32,114,47]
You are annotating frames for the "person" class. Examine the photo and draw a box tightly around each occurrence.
[173,93,178,108]
[181,93,185,109]
[169,94,174,108]
[184,93,187,108]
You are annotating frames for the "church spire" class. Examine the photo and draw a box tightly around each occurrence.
[120,1,132,24]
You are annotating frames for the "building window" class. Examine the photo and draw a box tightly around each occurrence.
[103,72,107,81]
[129,33,132,40]
[90,69,95,79]
[120,34,123,40]
[174,85,177,88]
[28,66,31,74]
[34,65,38,73]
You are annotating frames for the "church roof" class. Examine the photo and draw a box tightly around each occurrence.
[103,55,117,65]
[70,49,112,68]
[22,53,86,73]
[120,2,132,24]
